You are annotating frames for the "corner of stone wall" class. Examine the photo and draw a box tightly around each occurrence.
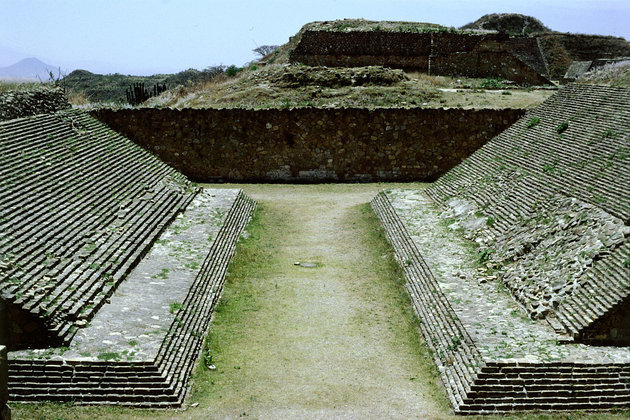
[0,86,70,121]
[0,345,9,420]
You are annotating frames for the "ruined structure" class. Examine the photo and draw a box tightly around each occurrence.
[0,86,69,121]
[538,33,630,79]
[373,84,630,413]
[289,25,551,85]
[91,107,523,183]
[0,110,255,405]
[1,26,628,412]
[563,58,630,83]
[285,18,630,83]
[427,84,629,345]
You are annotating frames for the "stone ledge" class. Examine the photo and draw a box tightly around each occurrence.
[6,191,256,407]
[372,191,630,414]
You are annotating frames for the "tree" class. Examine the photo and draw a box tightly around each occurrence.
[253,45,279,58]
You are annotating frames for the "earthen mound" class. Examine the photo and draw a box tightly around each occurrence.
[460,13,551,36]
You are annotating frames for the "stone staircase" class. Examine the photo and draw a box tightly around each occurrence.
[6,191,255,407]
[372,192,630,414]
[1,110,256,406]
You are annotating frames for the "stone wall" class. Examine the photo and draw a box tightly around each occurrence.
[430,52,549,85]
[538,33,630,78]
[91,107,524,183]
[0,86,69,121]
[579,301,630,346]
[290,30,550,84]
[0,346,8,420]
[0,110,195,350]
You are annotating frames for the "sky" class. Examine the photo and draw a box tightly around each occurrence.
[1,0,629,75]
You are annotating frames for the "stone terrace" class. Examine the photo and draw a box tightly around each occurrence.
[372,84,630,414]
[0,110,195,349]
[0,111,256,406]
[289,27,551,85]
[426,84,629,344]
[8,189,255,407]
[373,191,630,414]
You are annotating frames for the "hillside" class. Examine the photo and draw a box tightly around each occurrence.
[59,16,629,107]
[62,67,224,103]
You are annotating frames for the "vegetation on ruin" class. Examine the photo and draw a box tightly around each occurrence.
[0,80,45,92]
[578,60,630,88]
[460,13,551,36]
[12,183,630,419]
[302,18,458,33]
[143,64,555,110]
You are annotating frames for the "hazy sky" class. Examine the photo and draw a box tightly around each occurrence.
[1,0,629,75]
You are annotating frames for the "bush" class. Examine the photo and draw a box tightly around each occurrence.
[480,78,506,89]
[556,121,569,134]
[225,65,243,77]
[527,116,541,128]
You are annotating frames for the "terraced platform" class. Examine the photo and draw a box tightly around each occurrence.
[0,110,198,348]
[426,83,629,344]
[0,110,255,406]
[372,84,630,414]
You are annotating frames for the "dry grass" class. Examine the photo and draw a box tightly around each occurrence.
[0,81,45,92]
[407,72,460,87]
[66,89,90,106]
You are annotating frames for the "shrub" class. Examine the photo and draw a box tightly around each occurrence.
[556,121,569,134]
[527,116,540,128]
[480,78,506,89]
[225,65,243,77]
[477,248,494,264]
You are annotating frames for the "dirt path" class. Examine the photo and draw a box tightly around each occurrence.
[188,184,449,419]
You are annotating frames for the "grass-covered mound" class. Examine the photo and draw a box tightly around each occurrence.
[460,13,551,36]
[145,64,554,110]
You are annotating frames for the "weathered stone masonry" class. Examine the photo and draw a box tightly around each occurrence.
[371,84,630,414]
[0,86,69,122]
[91,107,524,183]
[1,111,256,407]
[290,30,551,85]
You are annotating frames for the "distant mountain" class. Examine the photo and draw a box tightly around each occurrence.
[0,57,62,81]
